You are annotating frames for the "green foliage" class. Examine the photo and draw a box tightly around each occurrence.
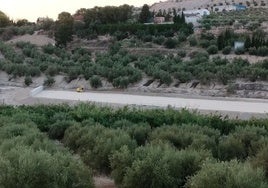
[206,45,218,54]
[251,145,268,177]
[189,36,197,46]
[64,125,136,173]
[90,75,102,88]
[139,4,152,23]
[186,160,268,188]
[222,46,232,54]
[54,12,74,47]
[164,38,178,49]
[0,116,94,188]
[2,104,268,188]
[121,145,210,188]
[0,11,10,28]
[24,76,32,86]
[235,47,245,55]
[44,76,55,87]
[83,5,133,25]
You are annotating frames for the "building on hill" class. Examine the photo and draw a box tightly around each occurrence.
[150,0,261,15]
[183,9,210,27]
[234,4,247,10]
[154,17,165,24]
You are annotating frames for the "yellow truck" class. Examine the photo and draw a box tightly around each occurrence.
[76,86,84,92]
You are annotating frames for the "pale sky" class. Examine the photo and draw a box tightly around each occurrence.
[1,0,159,22]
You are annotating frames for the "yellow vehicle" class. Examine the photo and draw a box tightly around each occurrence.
[76,86,84,92]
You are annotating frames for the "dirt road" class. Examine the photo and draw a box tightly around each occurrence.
[34,90,268,114]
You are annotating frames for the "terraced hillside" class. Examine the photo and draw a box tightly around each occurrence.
[150,0,268,12]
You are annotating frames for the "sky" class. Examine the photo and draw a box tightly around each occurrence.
[1,0,159,22]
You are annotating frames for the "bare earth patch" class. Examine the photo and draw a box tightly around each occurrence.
[94,176,116,188]
[7,34,55,46]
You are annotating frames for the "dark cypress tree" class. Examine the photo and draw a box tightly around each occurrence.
[217,33,225,50]
[139,4,151,23]
[181,12,186,24]
[244,35,251,49]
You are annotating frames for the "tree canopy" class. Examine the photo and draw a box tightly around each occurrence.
[54,12,74,47]
[139,4,152,23]
[0,11,10,27]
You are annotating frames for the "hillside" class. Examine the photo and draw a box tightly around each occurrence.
[1,33,268,99]
[150,0,268,12]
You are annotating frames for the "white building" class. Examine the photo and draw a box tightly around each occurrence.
[234,41,245,49]
[183,9,210,26]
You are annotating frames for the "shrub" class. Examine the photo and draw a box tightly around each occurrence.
[48,121,75,140]
[0,146,94,188]
[44,76,55,87]
[251,145,268,177]
[235,47,245,55]
[186,160,268,188]
[45,65,58,76]
[24,76,32,86]
[189,36,198,46]
[121,145,210,188]
[222,46,232,54]
[199,39,210,48]
[206,45,218,54]
[64,125,137,173]
[113,76,129,88]
[142,35,153,42]
[257,46,268,56]
[164,38,178,49]
[27,67,41,77]
[174,71,192,83]
[177,33,187,42]
[152,36,165,45]
[249,47,257,55]
[42,44,55,54]
[177,50,187,58]
[90,75,102,88]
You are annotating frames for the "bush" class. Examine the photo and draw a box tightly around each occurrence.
[0,146,94,188]
[64,125,136,173]
[222,46,232,54]
[186,160,268,188]
[174,71,192,83]
[206,45,218,54]
[90,75,102,88]
[164,38,178,49]
[199,39,210,48]
[189,36,198,46]
[249,47,257,55]
[48,121,75,140]
[251,145,268,177]
[24,76,32,86]
[44,76,55,87]
[120,145,210,188]
[113,76,129,88]
[152,36,165,45]
[235,47,245,55]
[177,50,187,58]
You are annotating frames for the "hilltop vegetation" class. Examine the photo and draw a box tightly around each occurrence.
[1,104,268,187]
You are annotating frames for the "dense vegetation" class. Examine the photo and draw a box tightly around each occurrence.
[201,8,268,28]
[1,104,268,187]
[0,39,268,88]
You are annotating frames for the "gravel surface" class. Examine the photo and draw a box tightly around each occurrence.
[35,90,268,114]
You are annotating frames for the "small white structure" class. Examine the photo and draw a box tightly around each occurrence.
[154,17,165,24]
[234,41,245,49]
[183,9,210,26]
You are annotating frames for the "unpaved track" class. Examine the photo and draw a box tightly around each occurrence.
[35,90,268,114]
